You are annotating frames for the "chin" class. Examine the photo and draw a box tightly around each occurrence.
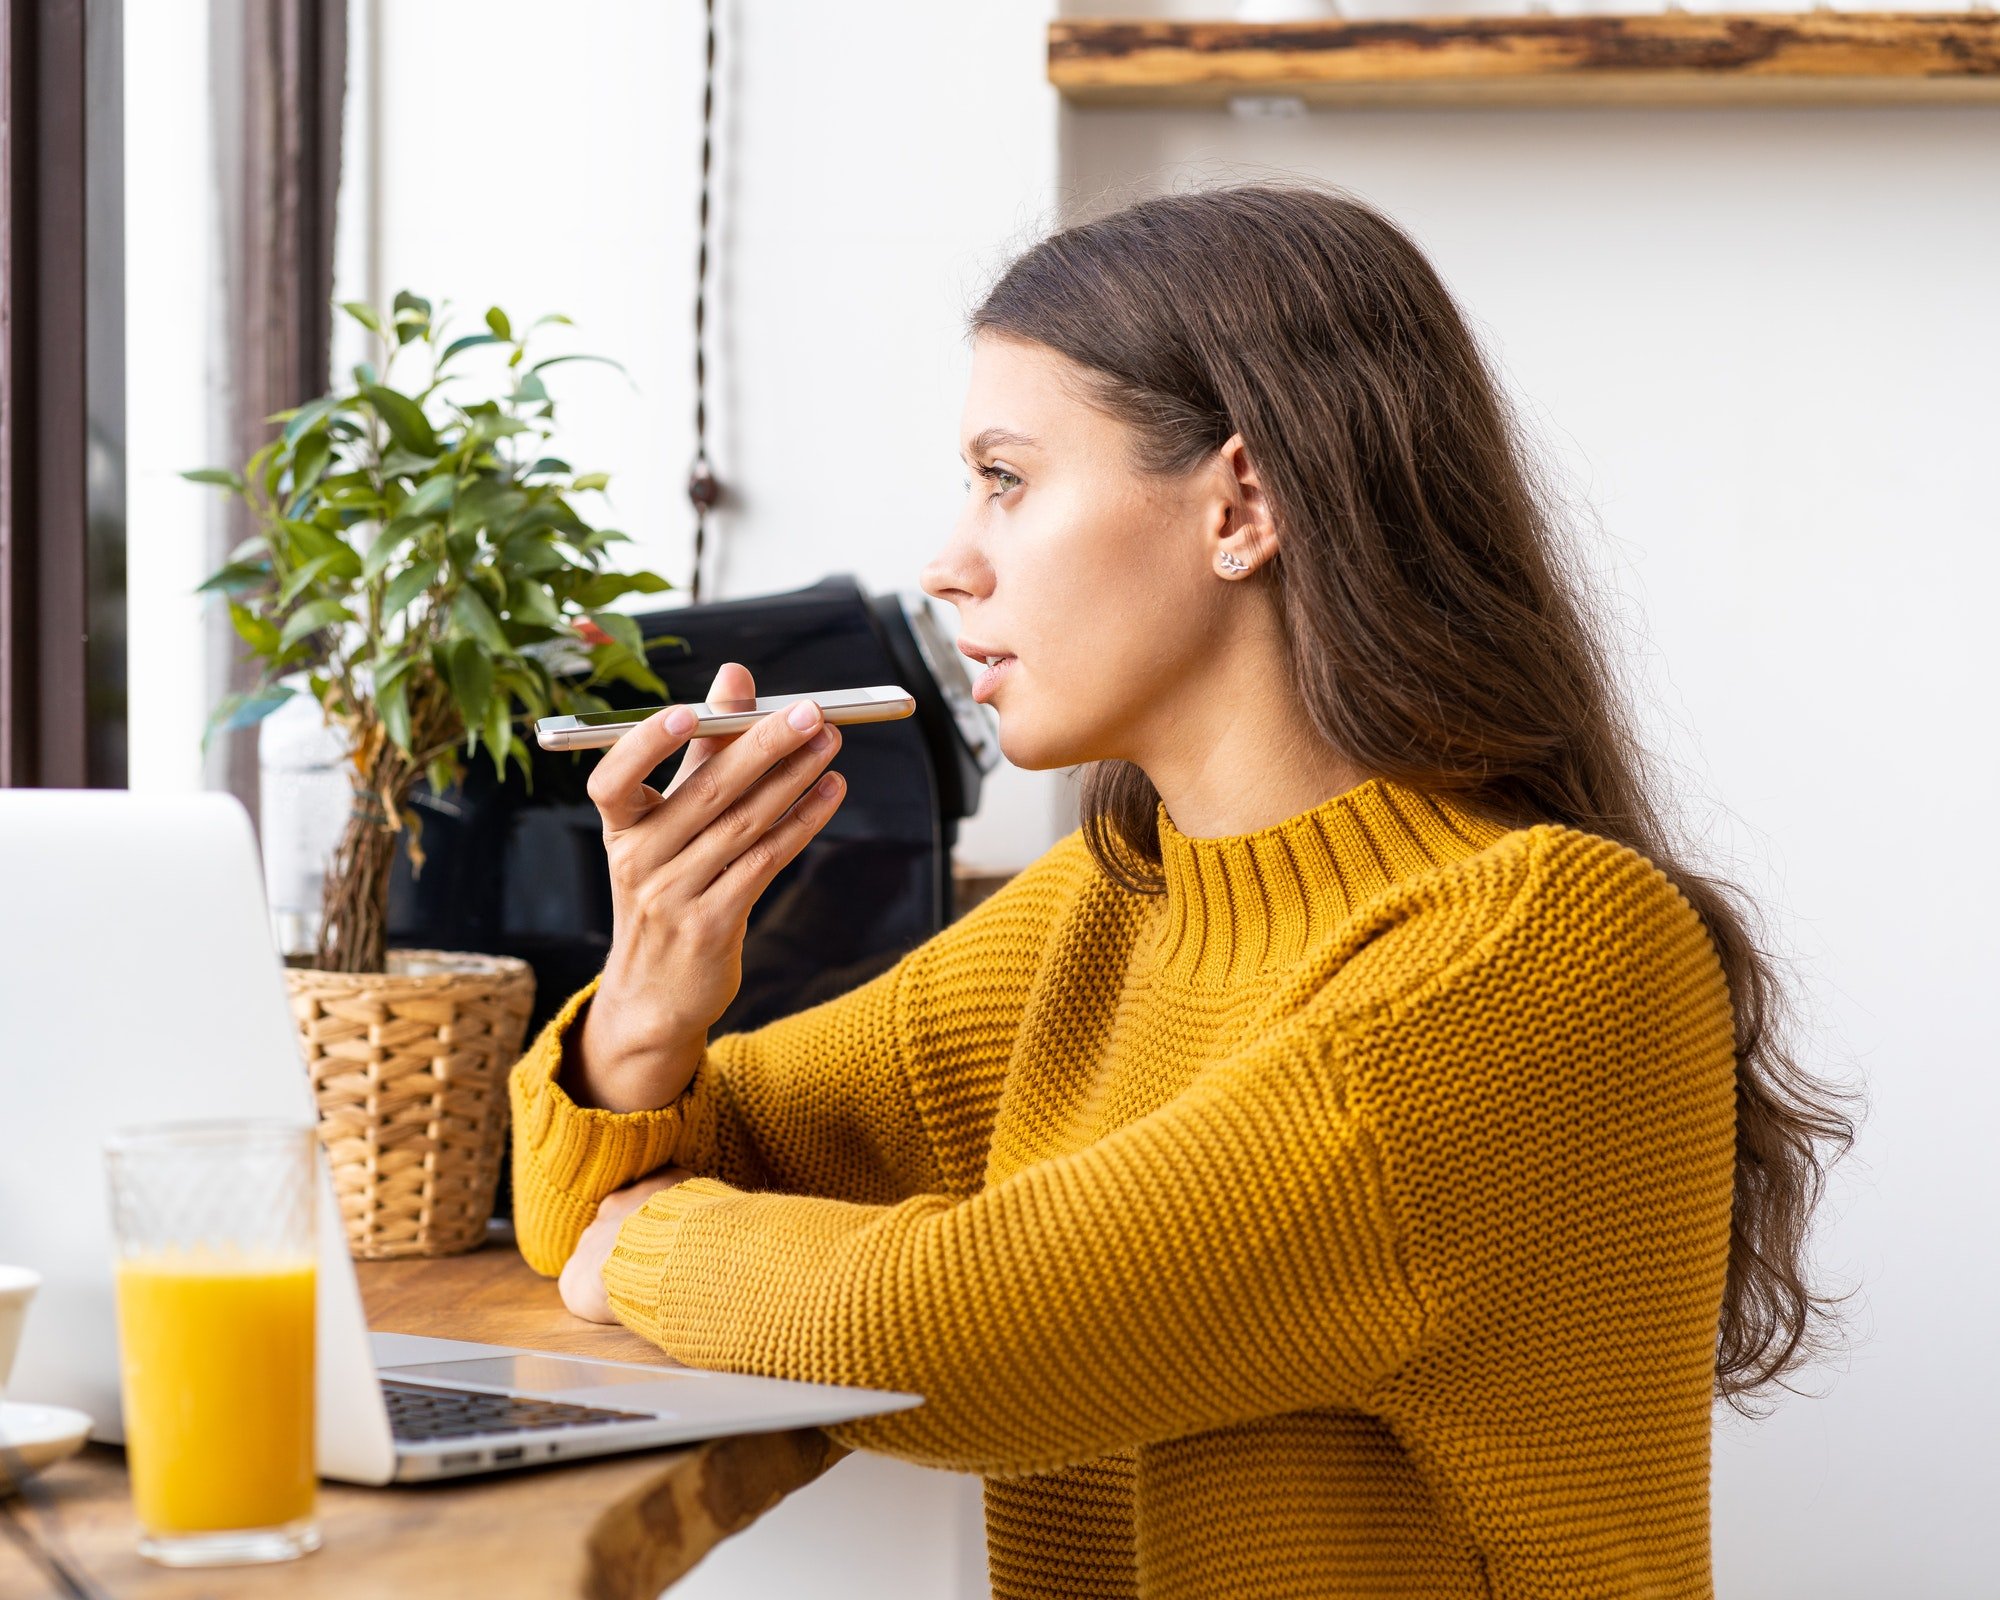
[993,707,1099,775]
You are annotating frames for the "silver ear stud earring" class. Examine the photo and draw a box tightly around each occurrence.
[1218,549,1251,575]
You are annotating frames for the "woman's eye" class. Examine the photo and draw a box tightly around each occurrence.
[981,466,1021,500]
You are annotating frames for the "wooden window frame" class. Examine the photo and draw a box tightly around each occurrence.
[0,0,125,789]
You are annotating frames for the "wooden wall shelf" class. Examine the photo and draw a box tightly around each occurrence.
[1048,13,2000,108]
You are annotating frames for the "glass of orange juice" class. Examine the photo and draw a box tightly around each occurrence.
[104,1120,320,1566]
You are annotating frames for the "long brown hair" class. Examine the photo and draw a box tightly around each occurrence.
[971,183,1855,1414]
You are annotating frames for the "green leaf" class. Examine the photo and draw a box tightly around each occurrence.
[464,412,532,448]
[290,431,333,492]
[510,373,549,405]
[495,662,549,720]
[530,353,628,378]
[322,484,387,512]
[278,598,355,651]
[447,637,493,738]
[426,752,458,799]
[392,290,432,344]
[529,313,574,330]
[450,481,527,537]
[439,333,503,368]
[398,476,456,521]
[373,651,415,693]
[585,641,668,698]
[282,395,344,446]
[502,536,567,577]
[570,569,670,609]
[196,560,272,596]
[378,447,440,480]
[181,467,245,491]
[523,457,571,478]
[483,691,513,778]
[570,472,610,493]
[382,557,440,617]
[339,300,385,334]
[485,307,513,341]
[362,522,409,582]
[504,578,565,629]
[504,732,534,789]
[278,551,345,606]
[227,601,280,656]
[379,668,412,754]
[359,385,439,456]
[201,688,295,753]
[451,586,511,654]
[591,611,646,659]
[283,519,359,574]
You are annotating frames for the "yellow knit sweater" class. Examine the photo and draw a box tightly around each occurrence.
[508,777,1737,1599]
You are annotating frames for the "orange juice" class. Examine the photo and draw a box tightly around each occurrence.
[113,1253,315,1534]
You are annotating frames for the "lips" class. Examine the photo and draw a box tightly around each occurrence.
[969,652,1015,705]
[952,644,1016,708]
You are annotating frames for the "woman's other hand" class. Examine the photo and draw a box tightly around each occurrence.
[557,1167,697,1324]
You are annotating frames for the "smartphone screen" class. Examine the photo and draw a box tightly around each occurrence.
[567,687,892,728]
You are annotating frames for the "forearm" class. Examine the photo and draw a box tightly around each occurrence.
[597,1024,1425,1476]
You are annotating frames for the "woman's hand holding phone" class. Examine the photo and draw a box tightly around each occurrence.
[563,661,845,1114]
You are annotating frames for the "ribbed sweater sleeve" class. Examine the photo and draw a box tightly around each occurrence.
[599,997,1428,1477]
[508,836,1096,1277]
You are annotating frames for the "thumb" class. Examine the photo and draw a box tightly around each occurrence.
[673,660,757,781]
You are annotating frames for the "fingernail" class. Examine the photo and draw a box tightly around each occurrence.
[664,706,696,735]
[787,701,820,731]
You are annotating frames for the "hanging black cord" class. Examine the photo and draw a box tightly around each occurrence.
[686,0,722,603]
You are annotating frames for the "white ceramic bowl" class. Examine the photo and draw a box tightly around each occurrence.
[0,1265,41,1398]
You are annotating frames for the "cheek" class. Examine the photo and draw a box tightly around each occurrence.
[996,490,1192,740]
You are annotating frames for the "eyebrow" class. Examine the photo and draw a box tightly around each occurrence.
[961,427,1038,461]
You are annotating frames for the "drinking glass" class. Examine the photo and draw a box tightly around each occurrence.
[104,1120,320,1566]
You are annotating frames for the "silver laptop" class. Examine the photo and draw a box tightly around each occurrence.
[0,789,919,1484]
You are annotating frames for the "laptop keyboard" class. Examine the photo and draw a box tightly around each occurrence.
[382,1378,653,1442]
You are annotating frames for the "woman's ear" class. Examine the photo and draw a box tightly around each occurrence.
[1213,433,1275,579]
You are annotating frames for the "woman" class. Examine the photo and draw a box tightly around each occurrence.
[510,184,1852,1598]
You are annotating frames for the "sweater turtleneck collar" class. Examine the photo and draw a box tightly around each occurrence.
[1149,777,1510,988]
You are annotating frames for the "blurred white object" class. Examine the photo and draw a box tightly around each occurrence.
[1666,0,1827,11]
[259,689,353,959]
[1229,93,1312,116]
[1339,0,1536,17]
[1235,0,1343,17]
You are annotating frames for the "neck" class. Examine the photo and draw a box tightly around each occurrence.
[1135,610,1369,841]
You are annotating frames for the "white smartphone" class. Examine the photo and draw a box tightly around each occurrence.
[535,684,916,751]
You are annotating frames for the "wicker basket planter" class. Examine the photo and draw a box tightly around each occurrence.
[284,949,536,1259]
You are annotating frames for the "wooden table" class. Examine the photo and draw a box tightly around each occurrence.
[0,1230,846,1599]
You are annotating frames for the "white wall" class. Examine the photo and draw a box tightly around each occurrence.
[1062,93,2000,1598]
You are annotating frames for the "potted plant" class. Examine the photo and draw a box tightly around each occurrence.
[189,292,677,1257]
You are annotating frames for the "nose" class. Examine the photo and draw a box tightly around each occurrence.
[919,512,989,610]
